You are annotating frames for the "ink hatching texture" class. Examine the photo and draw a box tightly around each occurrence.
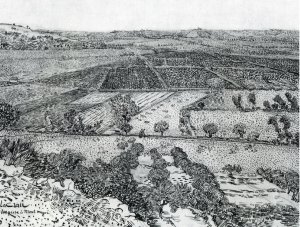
[0,23,299,227]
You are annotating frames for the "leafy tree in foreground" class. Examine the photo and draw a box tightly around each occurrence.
[0,138,37,166]
[149,148,162,161]
[170,147,232,222]
[232,123,247,138]
[203,123,218,138]
[0,102,20,130]
[154,120,169,136]
[141,157,176,218]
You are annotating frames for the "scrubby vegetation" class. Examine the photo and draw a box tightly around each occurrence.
[110,94,139,135]
[0,102,20,130]
[0,26,298,226]
[257,168,299,202]
[262,92,299,112]
[268,115,298,146]
[0,137,298,226]
[222,164,242,177]
[44,108,101,135]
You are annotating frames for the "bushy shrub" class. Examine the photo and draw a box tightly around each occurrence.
[232,94,242,110]
[149,148,162,161]
[110,94,139,128]
[285,92,299,111]
[222,164,242,177]
[117,141,128,150]
[248,93,256,108]
[232,123,247,138]
[257,168,299,202]
[0,138,37,166]
[263,100,272,110]
[0,102,20,130]
[273,95,288,110]
[21,142,154,222]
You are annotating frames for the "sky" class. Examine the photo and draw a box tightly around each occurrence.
[0,0,299,31]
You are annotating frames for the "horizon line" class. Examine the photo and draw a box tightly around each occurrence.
[1,22,299,33]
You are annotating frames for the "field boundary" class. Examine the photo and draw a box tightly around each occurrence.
[1,130,298,148]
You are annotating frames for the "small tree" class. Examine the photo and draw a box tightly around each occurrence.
[285,92,293,102]
[273,95,288,110]
[63,109,83,133]
[0,102,20,130]
[64,109,77,126]
[117,141,129,150]
[263,100,271,110]
[271,103,279,110]
[285,131,293,144]
[120,122,133,135]
[290,97,299,111]
[232,94,242,110]
[285,92,299,111]
[110,94,139,126]
[279,115,291,131]
[139,129,146,138]
[203,123,218,138]
[292,132,299,146]
[233,123,247,138]
[268,116,280,133]
[154,121,169,136]
[248,93,256,109]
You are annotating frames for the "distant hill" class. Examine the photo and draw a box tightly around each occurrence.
[0,23,106,50]
[0,23,298,52]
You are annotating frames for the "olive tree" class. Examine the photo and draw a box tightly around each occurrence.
[232,123,247,138]
[154,121,169,136]
[203,123,218,138]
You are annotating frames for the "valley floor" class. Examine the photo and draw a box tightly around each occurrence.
[1,131,298,173]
